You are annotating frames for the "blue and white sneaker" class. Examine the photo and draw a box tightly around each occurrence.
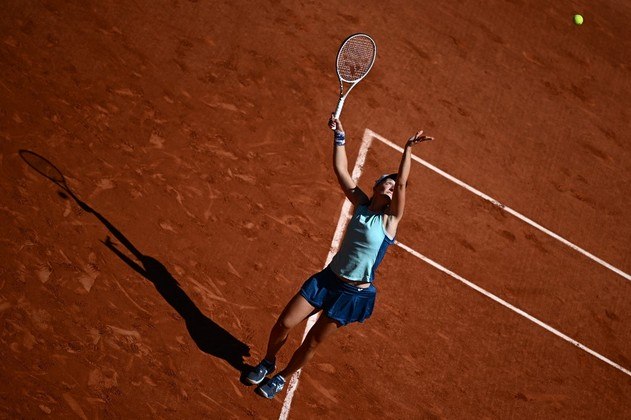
[257,374,286,399]
[246,359,276,385]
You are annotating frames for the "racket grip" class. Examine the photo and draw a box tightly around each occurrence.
[333,96,346,119]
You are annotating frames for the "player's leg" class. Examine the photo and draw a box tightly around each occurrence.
[263,293,318,361]
[247,293,317,385]
[257,314,340,398]
[277,314,341,379]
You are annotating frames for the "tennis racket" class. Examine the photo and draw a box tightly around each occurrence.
[333,33,377,119]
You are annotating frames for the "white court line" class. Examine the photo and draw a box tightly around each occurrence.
[279,131,374,420]
[367,129,631,283]
[395,241,631,377]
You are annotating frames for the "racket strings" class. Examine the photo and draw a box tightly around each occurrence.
[337,36,375,82]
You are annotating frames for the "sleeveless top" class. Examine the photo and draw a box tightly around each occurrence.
[329,204,395,282]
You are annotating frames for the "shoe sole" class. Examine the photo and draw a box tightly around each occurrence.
[246,376,265,385]
[256,387,275,399]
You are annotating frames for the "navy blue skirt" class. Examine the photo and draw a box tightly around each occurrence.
[299,266,376,326]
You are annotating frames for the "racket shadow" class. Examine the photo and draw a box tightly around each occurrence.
[19,150,251,372]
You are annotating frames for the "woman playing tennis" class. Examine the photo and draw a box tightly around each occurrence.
[247,114,434,398]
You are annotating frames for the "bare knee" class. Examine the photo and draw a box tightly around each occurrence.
[301,334,324,351]
[274,316,294,333]
[300,317,340,351]
[275,308,308,331]
[273,294,316,332]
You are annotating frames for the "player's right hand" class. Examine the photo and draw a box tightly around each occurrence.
[328,113,344,133]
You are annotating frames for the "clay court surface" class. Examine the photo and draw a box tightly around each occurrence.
[1,0,630,418]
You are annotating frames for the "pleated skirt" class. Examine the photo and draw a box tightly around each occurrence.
[299,266,376,326]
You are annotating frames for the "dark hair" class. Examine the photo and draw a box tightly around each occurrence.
[374,173,398,187]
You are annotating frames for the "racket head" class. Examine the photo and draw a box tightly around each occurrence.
[336,33,377,84]
[19,150,69,191]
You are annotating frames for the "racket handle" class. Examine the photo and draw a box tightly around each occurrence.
[333,96,346,119]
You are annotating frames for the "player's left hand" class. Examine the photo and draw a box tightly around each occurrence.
[406,130,433,147]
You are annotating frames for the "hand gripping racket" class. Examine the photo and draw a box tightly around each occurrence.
[333,33,377,119]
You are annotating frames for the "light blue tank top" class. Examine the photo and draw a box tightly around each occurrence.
[329,204,395,282]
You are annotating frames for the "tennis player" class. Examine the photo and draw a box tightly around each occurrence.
[247,114,433,398]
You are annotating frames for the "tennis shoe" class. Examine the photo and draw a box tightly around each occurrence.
[257,374,286,399]
[246,359,276,385]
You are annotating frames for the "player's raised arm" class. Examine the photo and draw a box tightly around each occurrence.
[328,114,369,206]
[388,131,434,221]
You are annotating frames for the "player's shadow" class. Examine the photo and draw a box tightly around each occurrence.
[19,150,250,373]
[102,236,251,373]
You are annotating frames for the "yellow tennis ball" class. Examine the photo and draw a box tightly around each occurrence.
[574,14,584,25]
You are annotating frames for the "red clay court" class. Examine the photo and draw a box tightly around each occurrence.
[1,1,630,418]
